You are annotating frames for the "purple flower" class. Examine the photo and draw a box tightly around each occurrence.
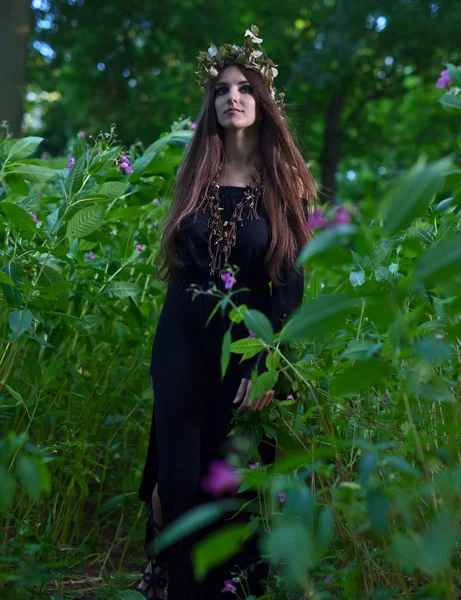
[120,161,130,169]
[324,574,333,583]
[68,157,75,170]
[287,394,294,400]
[40,153,48,160]
[247,330,255,338]
[221,272,236,290]
[185,143,189,148]
[135,243,143,252]
[124,165,133,173]
[436,69,451,89]
[333,207,352,226]
[152,198,161,206]
[86,251,96,260]
[278,491,287,503]
[310,207,327,229]
[249,462,260,470]
[221,579,237,593]
[189,121,197,130]
[31,213,40,224]
[201,460,241,498]
[79,131,87,138]
[119,154,133,174]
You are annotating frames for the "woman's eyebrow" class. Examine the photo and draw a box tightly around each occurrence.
[215,80,249,87]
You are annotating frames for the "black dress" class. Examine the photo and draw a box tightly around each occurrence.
[138,186,306,600]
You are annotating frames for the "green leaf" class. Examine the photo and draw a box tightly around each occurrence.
[243,309,274,345]
[298,225,357,267]
[4,163,56,183]
[0,271,15,285]
[230,337,265,356]
[66,154,86,196]
[367,488,390,535]
[439,93,461,110]
[447,63,461,87]
[340,341,382,361]
[96,182,129,197]
[66,205,106,238]
[248,370,278,404]
[8,309,33,338]
[0,469,15,511]
[280,295,361,342]
[381,156,453,235]
[155,500,238,553]
[332,360,389,395]
[16,455,51,501]
[418,511,458,576]
[414,236,461,286]
[221,330,231,380]
[7,137,44,161]
[192,523,253,581]
[0,201,42,234]
[0,263,24,305]
[103,282,142,298]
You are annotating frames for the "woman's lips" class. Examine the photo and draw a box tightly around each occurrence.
[225,109,241,114]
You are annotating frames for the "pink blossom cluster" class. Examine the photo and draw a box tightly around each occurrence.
[221,272,236,290]
[310,206,352,230]
[221,579,237,593]
[201,459,241,498]
[31,213,40,224]
[119,154,133,174]
[86,251,96,260]
[436,69,451,89]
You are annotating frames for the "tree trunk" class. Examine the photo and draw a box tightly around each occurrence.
[0,0,34,137]
[319,90,345,204]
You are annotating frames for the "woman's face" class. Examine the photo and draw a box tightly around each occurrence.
[214,65,259,130]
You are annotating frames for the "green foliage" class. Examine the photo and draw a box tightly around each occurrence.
[2,65,461,600]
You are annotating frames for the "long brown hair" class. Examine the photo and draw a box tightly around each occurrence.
[156,64,317,286]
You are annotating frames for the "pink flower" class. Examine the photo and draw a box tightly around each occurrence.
[68,157,75,170]
[278,491,287,503]
[79,131,87,138]
[135,243,143,252]
[201,460,241,498]
[310,207,327,229]
[189,121,197,130]
[31,214,40,224]
[86,251,96,260]
[119,155,133,174]
[152,198,161,206]
[124,165,133,173]
[120,161,130,169]
[120,154,129,162]
[185,143,189,148]
[221,272,236,290]
[287,394,294,400]
[40,153,48,160]
[247,330,255,338]
[221,579,237,593]
[436,69,451,89]
[249,462,260,470]
[333,207,352,226]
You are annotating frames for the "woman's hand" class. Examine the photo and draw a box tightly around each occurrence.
[233,378,275,414]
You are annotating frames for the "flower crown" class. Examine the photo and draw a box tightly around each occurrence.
[196,25,285,108]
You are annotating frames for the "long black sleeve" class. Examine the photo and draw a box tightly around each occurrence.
[243,200,308,380]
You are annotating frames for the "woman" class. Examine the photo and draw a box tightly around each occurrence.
[136,26,317,600]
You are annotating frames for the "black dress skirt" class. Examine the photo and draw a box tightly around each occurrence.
[138,186,306,600]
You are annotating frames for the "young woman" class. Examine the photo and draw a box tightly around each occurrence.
[136,27,317,600]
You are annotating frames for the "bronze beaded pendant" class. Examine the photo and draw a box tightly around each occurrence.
[203,167,264,277]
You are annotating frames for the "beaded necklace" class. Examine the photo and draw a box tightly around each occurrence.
[202,166,264,276]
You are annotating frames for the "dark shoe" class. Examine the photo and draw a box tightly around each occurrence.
[141,501,168,597]
[136,555,167,599]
